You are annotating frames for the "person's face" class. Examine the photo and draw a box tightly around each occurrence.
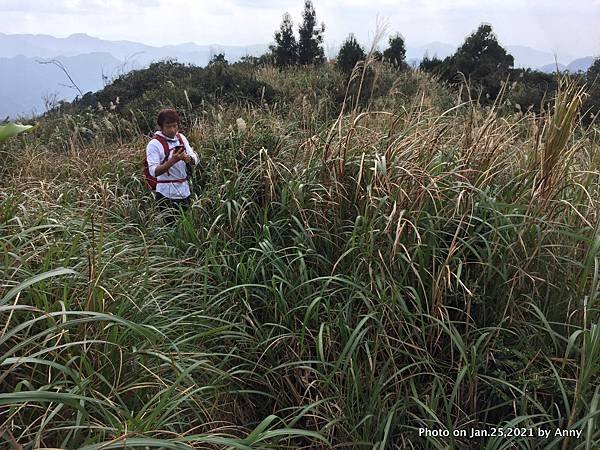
[161,121,179,138]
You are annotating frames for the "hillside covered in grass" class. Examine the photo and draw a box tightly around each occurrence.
[1,57,599,449]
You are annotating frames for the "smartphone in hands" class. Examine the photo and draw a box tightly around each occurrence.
[173,145,185,158]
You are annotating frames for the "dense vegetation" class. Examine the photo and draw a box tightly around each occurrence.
[1,53,599,448]
[1,3,599,447]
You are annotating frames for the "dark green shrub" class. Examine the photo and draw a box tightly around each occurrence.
[70,60,278,134]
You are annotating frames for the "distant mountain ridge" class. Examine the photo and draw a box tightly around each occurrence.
[505,45,573,68]
[0,32,596,119]
[0,32,268,66]
[537,57,596,73]
[0,32,270,118]
[567,56,596,72]
[538,62,568,73]
[0,52,124,118]
[2,32,590,69]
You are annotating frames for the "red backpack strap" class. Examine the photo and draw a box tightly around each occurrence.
[176,133,185,147]
[153,134,171,162]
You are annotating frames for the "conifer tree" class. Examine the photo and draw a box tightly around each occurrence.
[383,33,408,70]
[337,34,366,74]
[297,1,325,65]
[270,12,298,67]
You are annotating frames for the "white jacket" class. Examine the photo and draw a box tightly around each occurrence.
[146,131,199,199]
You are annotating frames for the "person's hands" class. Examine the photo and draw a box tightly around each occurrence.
[172,146,187,162]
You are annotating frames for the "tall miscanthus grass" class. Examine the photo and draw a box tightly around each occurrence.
[1,67,599,448]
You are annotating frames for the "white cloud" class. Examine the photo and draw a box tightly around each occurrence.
[0,0,160,13]
[1,0,598,56]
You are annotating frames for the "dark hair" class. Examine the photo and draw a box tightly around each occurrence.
[157,109,180,127]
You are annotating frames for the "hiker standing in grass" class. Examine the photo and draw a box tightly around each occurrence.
[144,109,199,224]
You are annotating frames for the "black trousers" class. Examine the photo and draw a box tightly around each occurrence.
[154,192,190,225]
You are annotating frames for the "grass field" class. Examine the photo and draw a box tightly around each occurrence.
[1,64,599,449]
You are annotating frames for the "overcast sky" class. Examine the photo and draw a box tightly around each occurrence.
[2,0,599,57]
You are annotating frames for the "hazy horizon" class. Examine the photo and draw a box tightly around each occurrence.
[1,0,599,59]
